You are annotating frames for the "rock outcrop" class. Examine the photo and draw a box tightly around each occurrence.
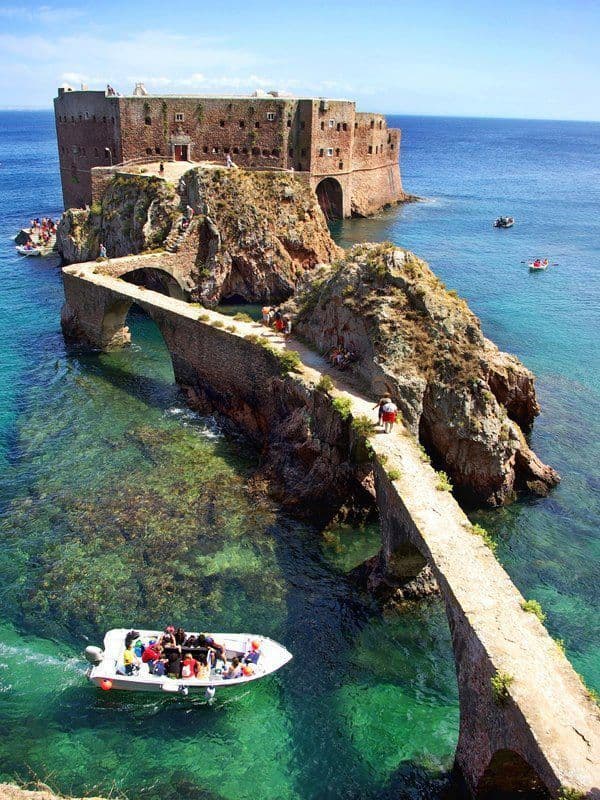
[183,167,342,304]
[57,175,179,263]
[288,243,559,506]
[57,167,341,306]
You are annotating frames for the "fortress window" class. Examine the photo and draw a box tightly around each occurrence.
[339,161,343,169]
[320,121,325,130]
[224,147,230,153]
[155,147,161,154]
[272,148,279,156]
[212,147,219,153]
[255,121,260,128]
[233,147,239,154]
[175,113,184,122]
[103,116,106,122]
[335,148,340,156]
[370,119,374,128]
[326,147,333,157]
[146,148,152,155]
[354,122,358,129]
[145,117,152,125]
[319,148,324,157]
[390,143,394,150]
[289,148,294,157]
[379,120,383,128]
[266,112,276,121]
[342,123,348,131]
[262,148,269,156]
[287,119,291,127]
[252,147,260,155]
[368,145,373,154]
[220,120,225,127]
[239,120,245,128]
[336,123,341,131]
[202,146,208,153]
[242,147,248,154]
[329,119,334,128]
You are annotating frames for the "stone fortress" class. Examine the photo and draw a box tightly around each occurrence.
[54,84,406,216]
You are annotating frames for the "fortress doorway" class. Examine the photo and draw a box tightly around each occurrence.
[174,144,188,161]
[316,178,343,219]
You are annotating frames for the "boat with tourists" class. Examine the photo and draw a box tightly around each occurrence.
[528,258,549,271]
[15,244,43,256]
[85,627,293,699]
[494,216,514,228]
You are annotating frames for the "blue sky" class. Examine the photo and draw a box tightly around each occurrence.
[1,0,599,120]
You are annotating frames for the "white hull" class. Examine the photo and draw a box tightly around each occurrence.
[16,246,42,256]
[88,628,292,694]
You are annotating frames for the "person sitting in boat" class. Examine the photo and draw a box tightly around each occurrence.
[152,656,167,677]
[224,657,242,679]
[117,642,139,676]
[175,627,186,646]
[160,626,177,648]
[181,652,199,679]
[196,656,210,680]
[197,633,226,660]
[141,642,162,670]
[243,640,262,665]
[166,650,182,679]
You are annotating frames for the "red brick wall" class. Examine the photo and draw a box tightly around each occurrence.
[54,90,121,208]
[311,99,355,177]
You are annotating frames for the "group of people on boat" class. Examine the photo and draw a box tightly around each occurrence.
[262,306,292,335]
[118,627,261,681]
[26,217,56,247]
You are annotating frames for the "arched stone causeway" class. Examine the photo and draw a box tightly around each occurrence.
[316,177,344,219]
[121,266,189,301]
[61,263,600,799]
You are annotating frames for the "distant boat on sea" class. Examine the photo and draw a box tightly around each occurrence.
[494,216,514,228]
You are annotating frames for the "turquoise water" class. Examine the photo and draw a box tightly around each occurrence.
[0,110,597,799]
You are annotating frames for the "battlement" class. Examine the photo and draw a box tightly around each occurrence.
[54,86,406,217]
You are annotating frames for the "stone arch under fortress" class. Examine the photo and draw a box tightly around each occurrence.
[315,177,344,219]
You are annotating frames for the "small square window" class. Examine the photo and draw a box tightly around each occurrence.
[175,113,184,122]
[203,146,208,153]
[266,111,276,121]
[368,145,373,154]
[326,147,333,157]
[286,119,291,127]
[320,121,325,130]
[145,116,152,125]
[342,123,348,131]
[219,120,225,127]
[239,120,245,128]
[319,148,324,157]
[335,148,340,156]
[329,119,335,128]
[339,161,343,169]
[255,121,260,129]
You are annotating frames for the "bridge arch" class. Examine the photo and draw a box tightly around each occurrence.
[477,749,550,798]
[316,177,344,220]
[119,266,190,301]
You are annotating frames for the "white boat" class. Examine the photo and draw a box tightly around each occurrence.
[494,216,514,228]
[85,628,292,698]
[16,245,42,256]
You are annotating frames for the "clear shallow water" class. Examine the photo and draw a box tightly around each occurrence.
[0,112,458,799]
[0,110,596,799]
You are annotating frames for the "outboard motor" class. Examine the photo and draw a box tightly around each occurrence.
[84,645,104,665]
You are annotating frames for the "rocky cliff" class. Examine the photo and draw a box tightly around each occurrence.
[57,167,341,305]
[288,242,559,506]
[57,174,179,263]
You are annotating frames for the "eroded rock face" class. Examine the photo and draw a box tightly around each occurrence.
[183,168,342,305]
[289,243,559,506]
[57,175,179,263]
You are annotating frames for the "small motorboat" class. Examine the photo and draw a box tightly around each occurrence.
[84,628,292,699]
[494,216,514,228]
[15,245,42,256]
[528,258,549,271]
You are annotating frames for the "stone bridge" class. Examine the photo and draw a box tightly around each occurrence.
[61,263,600,799]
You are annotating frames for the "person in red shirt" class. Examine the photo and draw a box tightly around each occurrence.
[181,653,199,679]
[141,643,162,670]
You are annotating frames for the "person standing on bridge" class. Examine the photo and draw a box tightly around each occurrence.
[99,242,107,259]
[381,399,398,434]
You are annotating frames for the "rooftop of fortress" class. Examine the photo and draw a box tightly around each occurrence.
[56,85,353,103]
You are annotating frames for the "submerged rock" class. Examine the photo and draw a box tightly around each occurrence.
[289,243,559,506]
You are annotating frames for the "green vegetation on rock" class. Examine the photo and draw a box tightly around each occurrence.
[520,598,546,623]
[332,396,352,421]
[491,671,514,705]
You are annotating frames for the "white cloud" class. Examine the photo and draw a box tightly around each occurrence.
[0,4,84,24]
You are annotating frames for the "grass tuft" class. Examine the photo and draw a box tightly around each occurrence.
[491,671,514,705]
[316,374,334,394]
[471,523,498,555]
[332,396,352,421]
[520,599,546,623]
[436,470,453,492]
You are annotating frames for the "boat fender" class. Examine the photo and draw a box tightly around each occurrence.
[84,646,104,665]
[160,679,179,693]
[100,679,112,691]
[178,685,189,697]
[205,686,216,701]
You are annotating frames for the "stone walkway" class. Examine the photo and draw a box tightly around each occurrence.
[61,265,600,794]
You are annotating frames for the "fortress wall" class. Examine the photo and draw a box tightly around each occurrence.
[54,91,121,208]
[349,159,404,216]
